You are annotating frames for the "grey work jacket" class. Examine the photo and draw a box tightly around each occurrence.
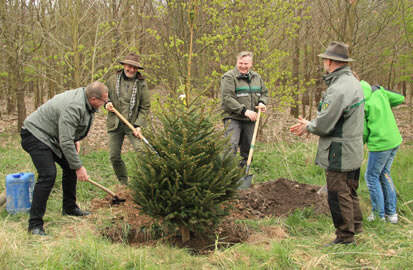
[221,68,268,121]
[23,88,95,170]
[307,66,365,172]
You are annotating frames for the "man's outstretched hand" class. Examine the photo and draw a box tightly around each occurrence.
[290,116,310,137]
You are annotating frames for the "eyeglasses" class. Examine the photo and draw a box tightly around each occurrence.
[95,97,108,103]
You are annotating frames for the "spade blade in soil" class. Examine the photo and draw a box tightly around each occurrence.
[111,196,126,205]
[238,174,253,190]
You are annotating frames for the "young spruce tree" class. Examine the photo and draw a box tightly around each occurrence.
[129,99,243,243]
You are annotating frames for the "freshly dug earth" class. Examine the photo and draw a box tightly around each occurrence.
[90,178,329,252]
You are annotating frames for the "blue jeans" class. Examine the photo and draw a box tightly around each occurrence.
[365,146,399,218]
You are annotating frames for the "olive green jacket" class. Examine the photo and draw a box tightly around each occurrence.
[221,68,268,121]
[23,88,95,170]
[307,66,365,172]
[106,71,150,131]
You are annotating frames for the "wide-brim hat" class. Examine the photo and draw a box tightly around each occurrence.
[318,41,354,62]
[119,53,144,69]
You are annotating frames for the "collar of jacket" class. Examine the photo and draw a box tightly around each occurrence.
[117,69,144,81]
[121,70,137,81]
[322,65,350,86]
[360,80,372,100]
[233,67,258,79]
[83,88,96,113]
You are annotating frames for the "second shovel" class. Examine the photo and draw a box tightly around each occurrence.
[238,108,262,190]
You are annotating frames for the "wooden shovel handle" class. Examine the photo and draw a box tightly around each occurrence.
[110,106,159,155]
[111,107,144,140]
[246,108,262,167]
[86,178,116,197]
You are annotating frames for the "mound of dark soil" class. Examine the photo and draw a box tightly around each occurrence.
[233,178,329,219]
[90,178,329,252]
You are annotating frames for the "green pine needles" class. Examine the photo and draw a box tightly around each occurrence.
[129,99,243,242]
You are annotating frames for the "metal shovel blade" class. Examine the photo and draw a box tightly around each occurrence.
[112,196,126,205]
[238,174,253,190]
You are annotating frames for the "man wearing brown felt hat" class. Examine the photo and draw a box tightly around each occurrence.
[105,53,150,185]
[290,41,365,246]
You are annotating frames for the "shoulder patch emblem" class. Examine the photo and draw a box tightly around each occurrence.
[322,101,329,110]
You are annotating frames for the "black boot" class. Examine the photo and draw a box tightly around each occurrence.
[62,208,90,216]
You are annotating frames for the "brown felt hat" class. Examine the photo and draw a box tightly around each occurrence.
[119,53,144,69]
[318,41,354,62]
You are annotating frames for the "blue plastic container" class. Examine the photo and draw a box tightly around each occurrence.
[6,173,35,214]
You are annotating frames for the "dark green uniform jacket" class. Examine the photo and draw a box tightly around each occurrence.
[106,71,150,131]
[307,66,365,172]
[23,88,95,170]
[221,68,268,121]
[361,80,404,151]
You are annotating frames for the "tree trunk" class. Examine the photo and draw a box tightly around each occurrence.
[180,226,190,243]
[16,69,26,132]
[72,0,81,88]
[16,88,26,132]
[7,56,16,114]
[402,81,406,97]
[302,45,310,107]
[290,9,301,118]
[315,77,323,106]
[302,44,311,118]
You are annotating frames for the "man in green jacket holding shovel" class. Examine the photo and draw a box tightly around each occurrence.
[360,80,404,224]
[105,53,150,185]
[291,42,365,246]
[21,82,109,236]
[221,51,268,167]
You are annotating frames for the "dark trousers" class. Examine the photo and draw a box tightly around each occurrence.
[326,169,363,242]
[224,119,255,166]
[21,128,77,230]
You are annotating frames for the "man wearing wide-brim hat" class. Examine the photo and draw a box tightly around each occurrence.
[105,52,150,185]
[290,41,365,246]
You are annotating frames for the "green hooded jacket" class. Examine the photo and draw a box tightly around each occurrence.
[307,66,365,172]
[361,80,404,152]
[221,68,268,121]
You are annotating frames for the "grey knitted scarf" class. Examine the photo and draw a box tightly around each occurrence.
[116,72,138,120]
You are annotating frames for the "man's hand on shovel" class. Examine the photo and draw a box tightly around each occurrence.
[76,166,90,182]
[105,102,142,138]
[133,127,142,138]
[245,103,266,121]
[105,101,114,112]
[255,103,266,113]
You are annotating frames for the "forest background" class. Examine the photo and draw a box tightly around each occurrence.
[0,0,412,133]
[1,1,413,269]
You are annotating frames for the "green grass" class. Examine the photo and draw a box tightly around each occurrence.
[251,140,325,186]
[1,132,412,269]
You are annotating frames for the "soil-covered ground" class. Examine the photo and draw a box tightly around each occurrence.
[90,178,329,252]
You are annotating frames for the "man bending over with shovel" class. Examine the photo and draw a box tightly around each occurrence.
[105,53,150,185]
[21,82,109,236]
[221,51,268,169]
